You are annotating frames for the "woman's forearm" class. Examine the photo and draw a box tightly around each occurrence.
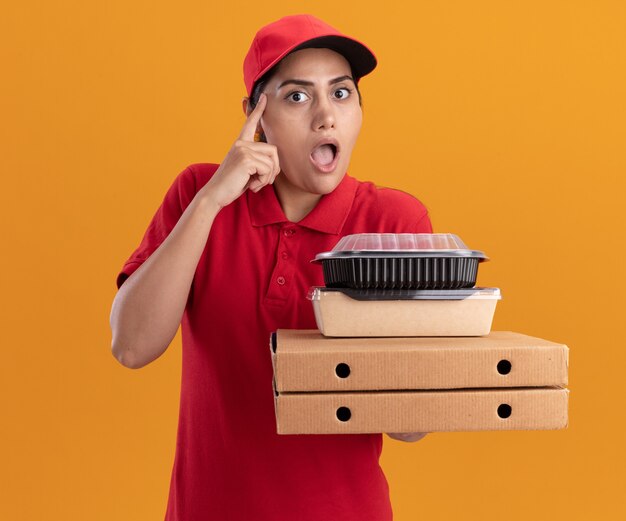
[387,432,429,443]
[109,193,220,369]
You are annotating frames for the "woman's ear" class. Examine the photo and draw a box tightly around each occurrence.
[242,97,252,116]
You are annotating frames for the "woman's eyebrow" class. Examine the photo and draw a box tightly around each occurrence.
[277,75,355,90]
[328,75,354,85]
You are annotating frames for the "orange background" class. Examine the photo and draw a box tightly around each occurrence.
[1,1,625,519]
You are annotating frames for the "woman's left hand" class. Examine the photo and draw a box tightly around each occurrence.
[386,432,429,443]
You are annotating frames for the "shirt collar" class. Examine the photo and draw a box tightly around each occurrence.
[247,174,358,235]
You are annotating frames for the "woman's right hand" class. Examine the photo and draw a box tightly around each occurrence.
[199,93,280,209]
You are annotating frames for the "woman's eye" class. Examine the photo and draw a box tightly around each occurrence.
[333,87,351,99]
[287,91,310,103]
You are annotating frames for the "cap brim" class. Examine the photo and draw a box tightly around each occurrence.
[253,34,377,89]
[291,35,377,80]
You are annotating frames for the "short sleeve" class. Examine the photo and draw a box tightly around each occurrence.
[413,209,433,233]
[375,186,434,233]
[115,165,199,289]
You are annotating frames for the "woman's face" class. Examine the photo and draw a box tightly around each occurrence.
[255,47,363,195]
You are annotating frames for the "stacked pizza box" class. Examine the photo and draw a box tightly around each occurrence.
[270,234,569,435]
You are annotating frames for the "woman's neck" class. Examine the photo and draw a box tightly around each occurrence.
[273,174,323,222]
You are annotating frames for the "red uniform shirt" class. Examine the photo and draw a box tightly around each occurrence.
[116,163,433,521]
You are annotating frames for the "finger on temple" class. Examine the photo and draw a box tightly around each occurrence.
[239,94,267,142]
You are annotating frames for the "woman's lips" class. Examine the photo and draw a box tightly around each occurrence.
[310,144,339,173]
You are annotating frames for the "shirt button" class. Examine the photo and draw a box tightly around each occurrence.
[281,251,289,260]
[276,276,286,285]
[283,228,295,237]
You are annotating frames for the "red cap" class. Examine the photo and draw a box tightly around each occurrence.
[243,14,377,96]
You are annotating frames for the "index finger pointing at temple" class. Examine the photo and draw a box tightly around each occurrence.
[239,93,267,142]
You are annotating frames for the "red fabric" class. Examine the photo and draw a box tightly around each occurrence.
[242,14,377,96]
[116,163,432,521]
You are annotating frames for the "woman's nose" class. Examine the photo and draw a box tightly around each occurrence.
[311,98,336,131]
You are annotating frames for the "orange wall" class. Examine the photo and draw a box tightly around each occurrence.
[1,1,624,519]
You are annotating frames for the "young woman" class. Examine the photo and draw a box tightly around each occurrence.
[110,14,431,521]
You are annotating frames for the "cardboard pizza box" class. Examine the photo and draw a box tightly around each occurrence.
[271,330,569,392]
[273,387,569,434]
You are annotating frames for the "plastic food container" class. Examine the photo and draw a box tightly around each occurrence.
[313,233,488,290]
[307,287,501,337]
